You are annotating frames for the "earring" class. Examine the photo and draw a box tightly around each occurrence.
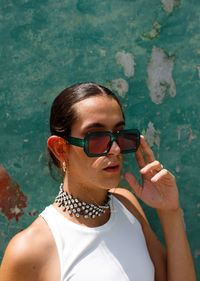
[62,161,67,173]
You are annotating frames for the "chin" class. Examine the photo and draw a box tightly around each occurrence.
[102,177,120,190]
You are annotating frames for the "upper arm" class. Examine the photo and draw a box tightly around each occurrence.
[110,187,167,281]
[0,217,57,281]
[0,230,43,281]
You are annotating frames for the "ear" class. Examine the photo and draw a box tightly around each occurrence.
[47,136,69,164]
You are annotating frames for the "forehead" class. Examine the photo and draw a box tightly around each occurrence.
[72,96,124,130]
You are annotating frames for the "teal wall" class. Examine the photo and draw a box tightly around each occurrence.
[0,0,199,277]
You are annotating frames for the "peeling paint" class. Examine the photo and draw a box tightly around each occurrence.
[141,21,162,41]
[10,206,21,215]
[177,126,197,146]
[177,125,188,141]
[161,0,181,14]
[147,46,176,104]
[186,129,197,146]
[175,160,181,173]
[108,78,129,97]
[0,165,27,222]
[28,210,39,216]
[100,49,106,56]
[116,51,135,78]
[142,122,160,150]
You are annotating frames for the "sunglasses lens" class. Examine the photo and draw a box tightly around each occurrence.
[87,130,139,156]
[88,135,111,155]
[118,133,139,152]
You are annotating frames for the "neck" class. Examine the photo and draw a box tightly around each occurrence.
[62,176,109,206]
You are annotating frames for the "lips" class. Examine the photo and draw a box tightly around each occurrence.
[103,163,120,173]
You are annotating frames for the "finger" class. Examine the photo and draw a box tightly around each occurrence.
[140,135,155,163]
[135,145,147,169]
[151,168,172,183]
[140,160,163,175]
[124,172,142,198]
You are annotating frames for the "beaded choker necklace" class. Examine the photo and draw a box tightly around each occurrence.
[55,183,111,219]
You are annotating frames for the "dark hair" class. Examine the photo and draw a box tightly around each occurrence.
[48,82,124,175]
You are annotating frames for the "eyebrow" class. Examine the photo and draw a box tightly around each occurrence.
[83,120,125,130]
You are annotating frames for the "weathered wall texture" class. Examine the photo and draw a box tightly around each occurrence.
[0,0,199,276]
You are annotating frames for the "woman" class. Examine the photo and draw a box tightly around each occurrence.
[0,83,197,281]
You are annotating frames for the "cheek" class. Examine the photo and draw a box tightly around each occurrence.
[90,157,104,169]
[68,147,96,172]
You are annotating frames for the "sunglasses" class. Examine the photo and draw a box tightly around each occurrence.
[66,129,140,157]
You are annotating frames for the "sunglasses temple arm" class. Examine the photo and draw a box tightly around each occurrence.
[66,136,85,148]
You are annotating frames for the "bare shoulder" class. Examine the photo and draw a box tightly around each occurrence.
[0,216,59,281]
[109,187,149,226]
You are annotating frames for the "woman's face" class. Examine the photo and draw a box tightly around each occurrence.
[66,95,125,193]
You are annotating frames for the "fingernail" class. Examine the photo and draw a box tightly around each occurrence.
[151,175,157,182]
[140,167,146,173]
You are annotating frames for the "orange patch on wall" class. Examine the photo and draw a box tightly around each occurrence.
[0,165,28,221]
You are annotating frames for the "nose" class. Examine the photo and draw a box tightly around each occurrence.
[108,140,121,155]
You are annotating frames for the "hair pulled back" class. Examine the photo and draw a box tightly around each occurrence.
[48,82,124,173]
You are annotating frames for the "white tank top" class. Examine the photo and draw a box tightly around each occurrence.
[40,195,154,281]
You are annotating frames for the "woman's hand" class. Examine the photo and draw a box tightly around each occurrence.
[124,135,180,211]
[125,136,197,281]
